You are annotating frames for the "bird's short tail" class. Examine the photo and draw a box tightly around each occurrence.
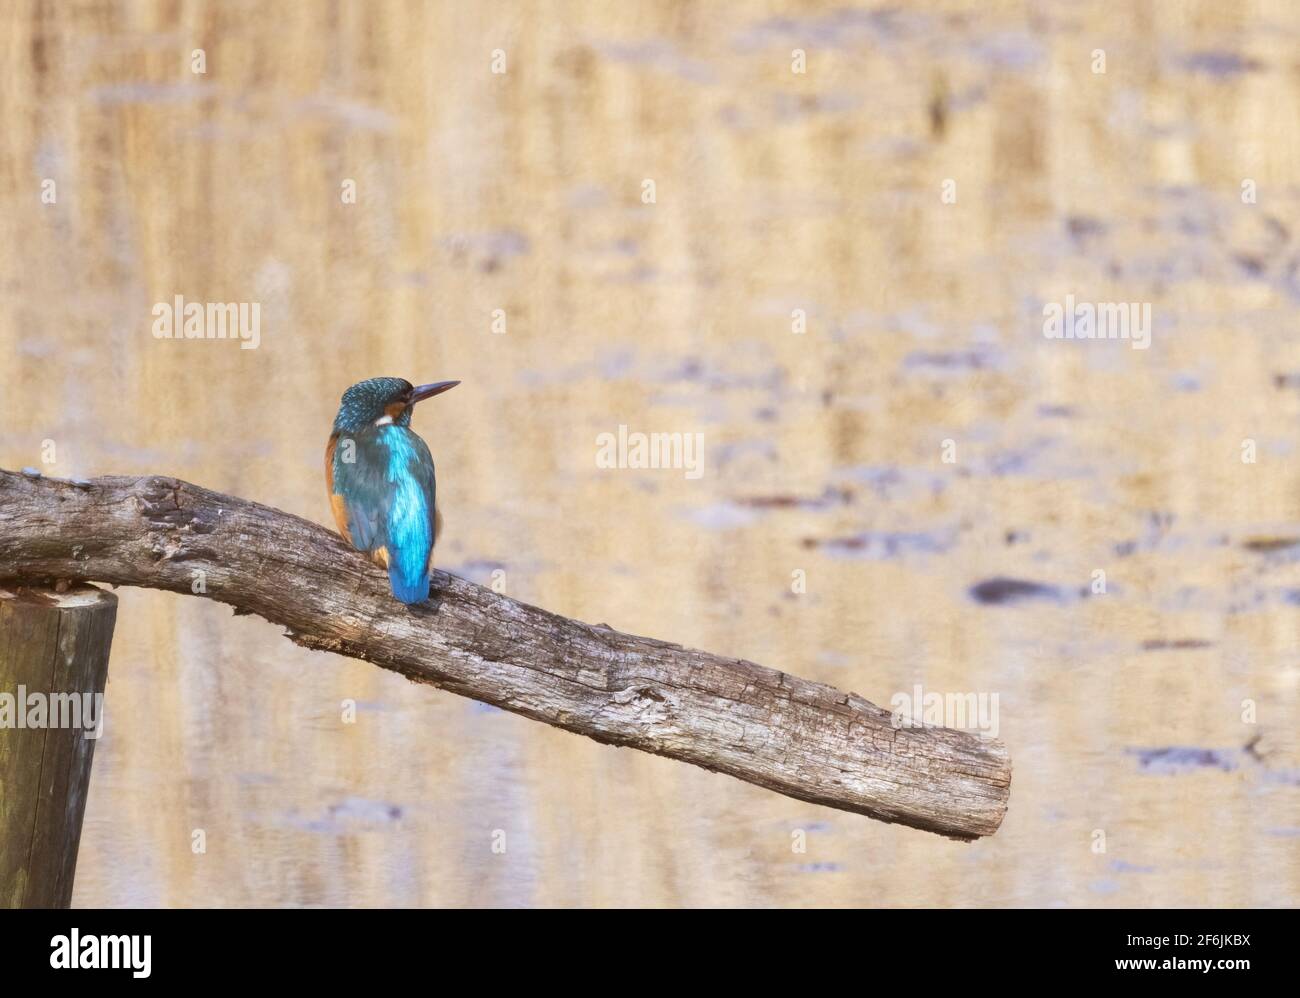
[388,562,430,604]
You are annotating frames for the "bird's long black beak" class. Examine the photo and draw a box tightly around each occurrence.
[408,380,460,404]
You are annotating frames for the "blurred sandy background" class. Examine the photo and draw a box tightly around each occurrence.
[1,0,1298,906]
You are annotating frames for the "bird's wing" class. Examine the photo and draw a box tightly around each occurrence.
[327,427,391,553]
[325,433,353,544]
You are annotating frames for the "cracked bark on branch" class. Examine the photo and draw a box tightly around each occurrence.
[0,468,1010,840]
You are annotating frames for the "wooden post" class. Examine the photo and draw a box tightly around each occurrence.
[0,583,117,908]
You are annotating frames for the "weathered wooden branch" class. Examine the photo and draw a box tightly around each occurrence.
[0,467,1010,840]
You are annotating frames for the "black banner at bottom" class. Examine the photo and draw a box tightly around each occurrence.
[0,907,1284,984]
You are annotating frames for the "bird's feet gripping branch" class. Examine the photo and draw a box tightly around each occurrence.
[325,377,459,604]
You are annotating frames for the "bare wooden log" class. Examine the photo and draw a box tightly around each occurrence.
[0,468,1010,839]
[0,582,117,907]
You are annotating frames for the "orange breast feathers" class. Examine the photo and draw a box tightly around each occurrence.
[325,433,352,545]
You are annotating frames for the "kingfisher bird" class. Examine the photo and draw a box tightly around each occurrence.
[326,377,459,604]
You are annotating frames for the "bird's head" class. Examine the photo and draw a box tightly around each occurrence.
[333,377,459,433]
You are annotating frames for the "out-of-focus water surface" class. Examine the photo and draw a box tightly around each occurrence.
[1,0,1297,907]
